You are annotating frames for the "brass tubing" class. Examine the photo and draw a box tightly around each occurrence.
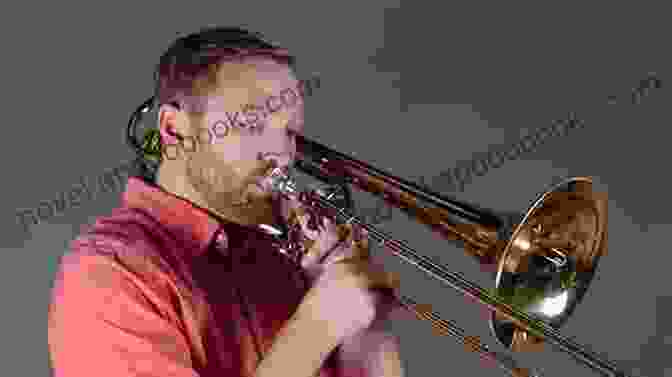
[295,134,502,262]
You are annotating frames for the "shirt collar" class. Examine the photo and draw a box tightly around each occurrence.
[121,176,291,259]
[121,177,221,256]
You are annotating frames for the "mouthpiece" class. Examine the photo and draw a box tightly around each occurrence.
[259,167,299,197]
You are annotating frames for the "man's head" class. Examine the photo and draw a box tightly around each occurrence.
[153,27,306,226]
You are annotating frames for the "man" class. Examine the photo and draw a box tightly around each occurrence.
[48,27,404,377]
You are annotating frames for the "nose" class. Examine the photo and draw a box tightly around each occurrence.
[260,149,295,172]
[263,152,293,169]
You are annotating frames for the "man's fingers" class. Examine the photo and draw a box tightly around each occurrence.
[337,256,400,290]
[301,242,322,269]
[324,233,371,266]
[302,220,339,265]
[356,230,369,249]
[298,214,319,240]
[370,268,401,290]
[299,217,374,280]
[322,241,355,266]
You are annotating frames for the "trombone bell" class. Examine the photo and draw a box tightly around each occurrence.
[491,177,608,352]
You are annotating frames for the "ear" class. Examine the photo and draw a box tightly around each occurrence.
[157,103,186,145]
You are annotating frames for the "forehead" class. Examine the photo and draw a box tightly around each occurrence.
[207,57,302,113]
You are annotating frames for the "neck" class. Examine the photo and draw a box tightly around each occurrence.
[156,163,278,228]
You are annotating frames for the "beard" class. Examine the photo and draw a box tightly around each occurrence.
[185,152,278,225]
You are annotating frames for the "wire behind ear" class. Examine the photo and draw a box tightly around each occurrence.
[127,96,161,181]
[127,97,157,153]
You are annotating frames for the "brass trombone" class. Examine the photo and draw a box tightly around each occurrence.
[257,134,629,377]
[128,97,628,377]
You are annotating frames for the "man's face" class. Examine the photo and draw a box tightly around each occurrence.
[181,57,305,224]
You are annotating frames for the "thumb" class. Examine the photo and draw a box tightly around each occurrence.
[366,266,401,291]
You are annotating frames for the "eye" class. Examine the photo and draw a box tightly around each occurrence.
[287,128,299,141]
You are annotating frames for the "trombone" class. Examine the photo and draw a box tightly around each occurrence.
[128,97,629,377]
[258,134,630,377]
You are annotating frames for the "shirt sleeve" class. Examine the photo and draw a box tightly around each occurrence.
[48,252,200,377]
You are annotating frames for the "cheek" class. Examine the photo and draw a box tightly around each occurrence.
[255,134,281,151]
[261,127,291,147]
[203,145,260,179]
[209,136,260,161]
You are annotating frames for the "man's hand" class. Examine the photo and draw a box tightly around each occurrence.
[337,279,405,377]
[338,325,404,377]
[289,206,405,376]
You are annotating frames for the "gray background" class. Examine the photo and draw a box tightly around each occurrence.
[0,2,669,376]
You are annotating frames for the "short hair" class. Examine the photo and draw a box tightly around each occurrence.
[154,26,297,109]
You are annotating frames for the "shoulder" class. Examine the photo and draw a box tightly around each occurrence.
[67,206,181,266]
[58,207,185,303]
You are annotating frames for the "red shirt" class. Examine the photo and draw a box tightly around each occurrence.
[48,176,339,377]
